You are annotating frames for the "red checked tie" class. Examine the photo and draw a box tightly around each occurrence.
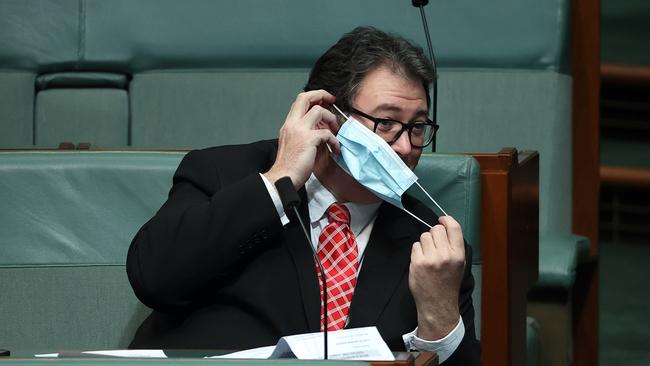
[316,203,359,331]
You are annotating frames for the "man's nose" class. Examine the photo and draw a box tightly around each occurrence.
[391,131,412,157]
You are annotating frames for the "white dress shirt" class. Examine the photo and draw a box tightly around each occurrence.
[260,173,464,363]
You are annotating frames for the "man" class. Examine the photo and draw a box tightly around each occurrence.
[127,27,480,364]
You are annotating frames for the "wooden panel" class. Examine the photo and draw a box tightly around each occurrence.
[601,166,650,187]
[471,148,539,366]
[571,0,600,364]
[602,63,650,85]
[572,0,600,256]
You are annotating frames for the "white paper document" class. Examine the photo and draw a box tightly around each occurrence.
[210,326,395,361]
[209,346,277,359]
[35,350,167,358]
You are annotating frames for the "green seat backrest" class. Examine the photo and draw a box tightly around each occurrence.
[436,71,572,239]
[412,153,481,337]
[0,151,184,353]
[0,0,569,148]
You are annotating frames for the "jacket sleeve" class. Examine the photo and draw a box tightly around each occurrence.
[126,147,284,312]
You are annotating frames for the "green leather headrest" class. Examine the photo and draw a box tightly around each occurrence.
[0,0,569,73]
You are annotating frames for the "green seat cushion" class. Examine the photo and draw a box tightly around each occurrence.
[536,234,591,290]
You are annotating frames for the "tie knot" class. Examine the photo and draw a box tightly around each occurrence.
[326,203,350,224]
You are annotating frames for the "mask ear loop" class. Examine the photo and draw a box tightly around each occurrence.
[414,181,449,217]
[400,206,433,229]
[332,104,349,119]
[400,187,448,227]
[398,182,448,230]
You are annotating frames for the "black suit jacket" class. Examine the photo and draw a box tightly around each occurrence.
[127,140,480,365]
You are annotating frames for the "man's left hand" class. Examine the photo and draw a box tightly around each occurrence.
[408,215,466,340]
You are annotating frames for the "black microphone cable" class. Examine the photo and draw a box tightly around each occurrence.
[274,176,329,359]
[412,0,438,152]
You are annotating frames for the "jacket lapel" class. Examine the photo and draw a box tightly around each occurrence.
[283,187,321,332]
[347,202,420,328]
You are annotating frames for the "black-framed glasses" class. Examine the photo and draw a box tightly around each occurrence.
[350,107,439,148]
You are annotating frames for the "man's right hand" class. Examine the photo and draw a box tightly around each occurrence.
[263,90,340,188]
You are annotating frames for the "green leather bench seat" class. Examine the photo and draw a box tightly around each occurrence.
[0,151,483,355]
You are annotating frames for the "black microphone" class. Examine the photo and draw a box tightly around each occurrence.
[274,176,301,213]
[274,177,329,360]
[411,0,438,152]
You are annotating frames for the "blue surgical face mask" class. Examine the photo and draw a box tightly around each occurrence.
[331,105,447,227]
[334,116,417,209]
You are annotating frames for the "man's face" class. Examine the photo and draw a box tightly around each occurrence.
[350,65,428,170]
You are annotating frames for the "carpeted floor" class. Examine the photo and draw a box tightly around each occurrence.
[599,239,650,365]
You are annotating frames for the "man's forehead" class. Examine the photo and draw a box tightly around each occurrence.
[354,66,428,112]
[367,103,429,119]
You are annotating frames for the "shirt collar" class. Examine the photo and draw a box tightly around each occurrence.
[305,174,381,233]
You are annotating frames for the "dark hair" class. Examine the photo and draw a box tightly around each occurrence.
[305,26,435,117]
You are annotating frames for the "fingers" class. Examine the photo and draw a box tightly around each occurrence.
[303,104,338,132]
[288,90,336,121]
[408,217,466,338]
[265,90,339,188]
[312,129,340,154]
[411,241,424,260]
[414,216,465,260]
[438,216,464,252]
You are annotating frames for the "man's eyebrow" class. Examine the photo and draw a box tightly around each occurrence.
[372,104,429,119]
[372,104,402,113]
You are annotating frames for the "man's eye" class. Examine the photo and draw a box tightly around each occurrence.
[411,124,426,136]
[376,120,396,132]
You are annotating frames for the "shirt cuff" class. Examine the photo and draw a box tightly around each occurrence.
[402,317,464,364]
[259,173,289,226]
